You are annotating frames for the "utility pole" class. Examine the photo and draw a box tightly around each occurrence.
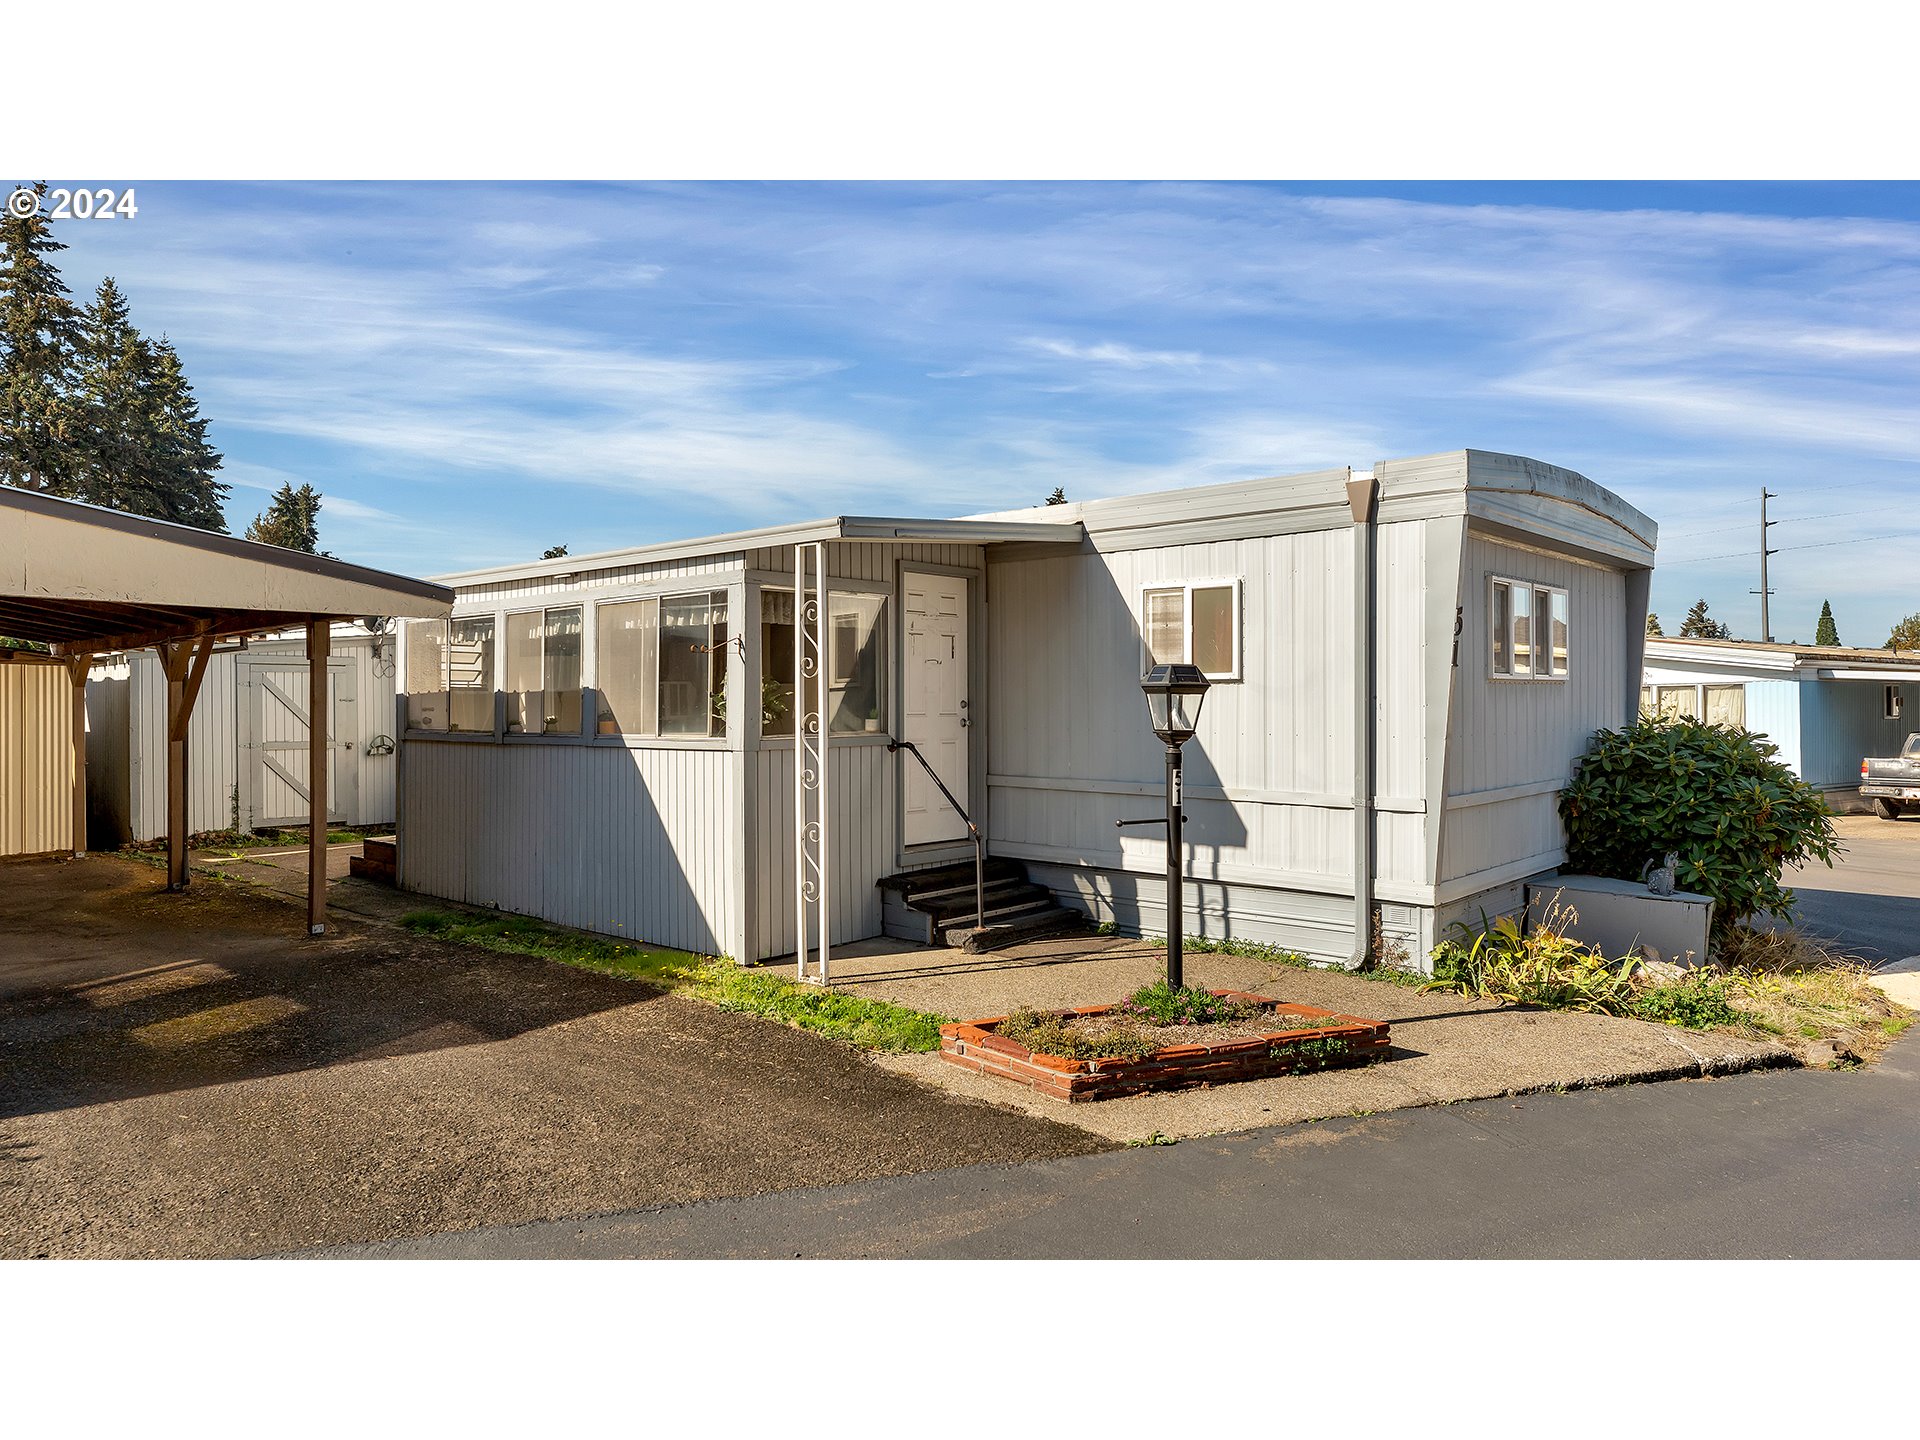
[1751,488,1778,642]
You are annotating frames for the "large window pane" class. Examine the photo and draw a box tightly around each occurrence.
[1656,684,1699,719]
[505,610,542,732]
[827,595,886,733]
[1705,684,1746,728]
[544,606,582,735]
[1549,590,1570,677]
[596,598,658,735]
[448,616,495,733]
[1143,588,1185,669]
[760,589,799,737]
[1192,585,1235,677]
[660,592,724,736]
[405,619,448,731]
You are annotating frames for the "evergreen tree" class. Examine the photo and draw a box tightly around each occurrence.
[1678,598,1733,639]
[541,543,569,559]
[70,278,150,515]
[245,481,322,553]
[1045,486,1067,505]
[1646,611,1663,637]
[145,337,227,530]
[1888,614,1920,653]
[0,181,83,494]
[1814,600,1840,647]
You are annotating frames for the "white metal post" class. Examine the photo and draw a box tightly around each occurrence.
[815,541,830,983]
[794,542,809,982]
[794,543,833,984]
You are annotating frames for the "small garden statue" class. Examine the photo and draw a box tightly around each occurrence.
[1642,852,1679,897]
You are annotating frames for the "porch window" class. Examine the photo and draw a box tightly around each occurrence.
[1490,577,1569,680]
[448,616,495,732]
[1705,684,1746,728]
[760,588,889,736]
[403,618,448,731]
[505,605,583,734]
[594,590,729,738]
[1640,683,1746,727]
[1140,579,1240,680]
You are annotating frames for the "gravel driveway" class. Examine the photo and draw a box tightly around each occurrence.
[0,857,1105,1259]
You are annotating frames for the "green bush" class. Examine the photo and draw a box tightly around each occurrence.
[1559,717,1838,929]
[1425,907,1639,1015]
[1629,970,1741,1030]
[1115,982,1255,1026]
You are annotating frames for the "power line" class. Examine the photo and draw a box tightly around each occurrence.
[1661,502,1896,541]
[1660,526,1920,566]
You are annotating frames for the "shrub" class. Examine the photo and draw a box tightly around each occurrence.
[1425,905,1639,1015]
[1559,717,1839,929]
[1114,981,1256,1027]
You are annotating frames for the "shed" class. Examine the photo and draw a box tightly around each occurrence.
[395,449,1655,972]
[0,487,450,932]
[1642,636,1920,806]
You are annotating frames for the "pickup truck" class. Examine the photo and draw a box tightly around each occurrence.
[1861,733,1920,818]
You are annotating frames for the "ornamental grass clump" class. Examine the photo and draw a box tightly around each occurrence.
[1559,716,1839,931]
[1114,981,1257,1026]
[1424,903,1640,1015]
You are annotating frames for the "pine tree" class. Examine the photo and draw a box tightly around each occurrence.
[0,181,83,494]
[245,481,322,553]
[1045,486,1067,505]
[1646,611,1663,636]
[70,278,150,515]
[1814,600,1840,647]
[541,543,569,559]
[145,337,227,530]
[1678,598,1733,639]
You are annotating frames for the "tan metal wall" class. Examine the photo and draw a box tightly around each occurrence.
[0,658,75,858]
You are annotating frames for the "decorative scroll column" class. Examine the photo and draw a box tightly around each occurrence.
[794,541,831,983]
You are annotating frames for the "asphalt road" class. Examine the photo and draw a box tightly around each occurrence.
[318,1028,1920,1258]
[1787,813,1920,965]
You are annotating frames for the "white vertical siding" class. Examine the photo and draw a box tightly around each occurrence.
[0,661,74,858]
[748,742,892,960]
[1438,531,1629,887]
[398,740,738,957]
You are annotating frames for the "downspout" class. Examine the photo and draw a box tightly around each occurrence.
[1347,471,1380,969]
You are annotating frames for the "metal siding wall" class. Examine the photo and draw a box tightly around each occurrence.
[1439,533,1629,886]
[1803,678,1912,788]
[1745,678,1803,777]
[0,662,73,857]
[748,743,891,960]
[397,740,737,956]
[127,648,240,838]
[986,525,1420,894]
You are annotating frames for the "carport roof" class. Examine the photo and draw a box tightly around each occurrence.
[1,487,452,656]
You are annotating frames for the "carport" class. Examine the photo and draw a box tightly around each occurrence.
[0,487,451,932]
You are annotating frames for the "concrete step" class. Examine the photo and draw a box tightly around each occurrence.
[362,835,397,865]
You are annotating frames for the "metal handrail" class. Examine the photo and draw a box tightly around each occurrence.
[888,738,985,932]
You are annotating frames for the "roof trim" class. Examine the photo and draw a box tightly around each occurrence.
[1,486,453,603]
[433,515,1085,587]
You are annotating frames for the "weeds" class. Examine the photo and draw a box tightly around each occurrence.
[398,909,948,1053]
[1424,903,1639,1015]
[1114,981,1255,1027]
[1629,969,1742,1030]
[998,1007,1161,1060]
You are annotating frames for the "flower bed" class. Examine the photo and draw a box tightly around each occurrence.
[938,989,1390,1102]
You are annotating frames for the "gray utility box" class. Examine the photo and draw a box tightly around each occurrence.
[1523,874,1714,966]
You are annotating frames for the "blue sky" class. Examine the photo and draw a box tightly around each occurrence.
[41,180,1920,645]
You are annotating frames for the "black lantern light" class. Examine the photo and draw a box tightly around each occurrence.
[1120,663,1212,988]
[1140,663,1210,744]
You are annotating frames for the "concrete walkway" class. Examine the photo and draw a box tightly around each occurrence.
[824,933,1790,1143]
[313,1027,1920,1259]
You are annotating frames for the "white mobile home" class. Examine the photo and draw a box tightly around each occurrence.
[395,449,1655,971]
[85,622,401,845]
[1642,636,1920,808]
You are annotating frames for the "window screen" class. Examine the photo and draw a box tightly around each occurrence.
[1143,589,1185,668]
[1191,585,1235,677]
[448,616,495,733]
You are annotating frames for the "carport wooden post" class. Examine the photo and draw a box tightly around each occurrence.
[160,633,217,891]
[67,657,87,857]
[307,620,329,935]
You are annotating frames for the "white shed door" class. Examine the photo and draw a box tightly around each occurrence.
[902,572,969,846]
[240,657,357,830]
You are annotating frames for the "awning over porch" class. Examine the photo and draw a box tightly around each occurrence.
[1,487,452,932]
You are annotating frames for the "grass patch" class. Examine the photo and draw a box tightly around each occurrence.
[1114,981,1256,1026]
[398,909,947,1052]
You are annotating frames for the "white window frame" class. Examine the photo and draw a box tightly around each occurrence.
[1886,684,1905,721]
[1137,577,1243,682]
[1488,574,1569,682]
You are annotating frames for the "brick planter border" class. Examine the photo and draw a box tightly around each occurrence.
[938,990,1390,1102]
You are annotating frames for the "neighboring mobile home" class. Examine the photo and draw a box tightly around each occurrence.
[395,449,1655,972]
[85,622,401,845]
[1642,636,1920,808]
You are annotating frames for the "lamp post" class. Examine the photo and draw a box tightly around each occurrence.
[1123,663,1211,989]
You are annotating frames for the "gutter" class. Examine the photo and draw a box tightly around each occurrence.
[1347,470,1380,968]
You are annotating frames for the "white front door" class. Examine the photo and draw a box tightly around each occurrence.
[902,571,970,847]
